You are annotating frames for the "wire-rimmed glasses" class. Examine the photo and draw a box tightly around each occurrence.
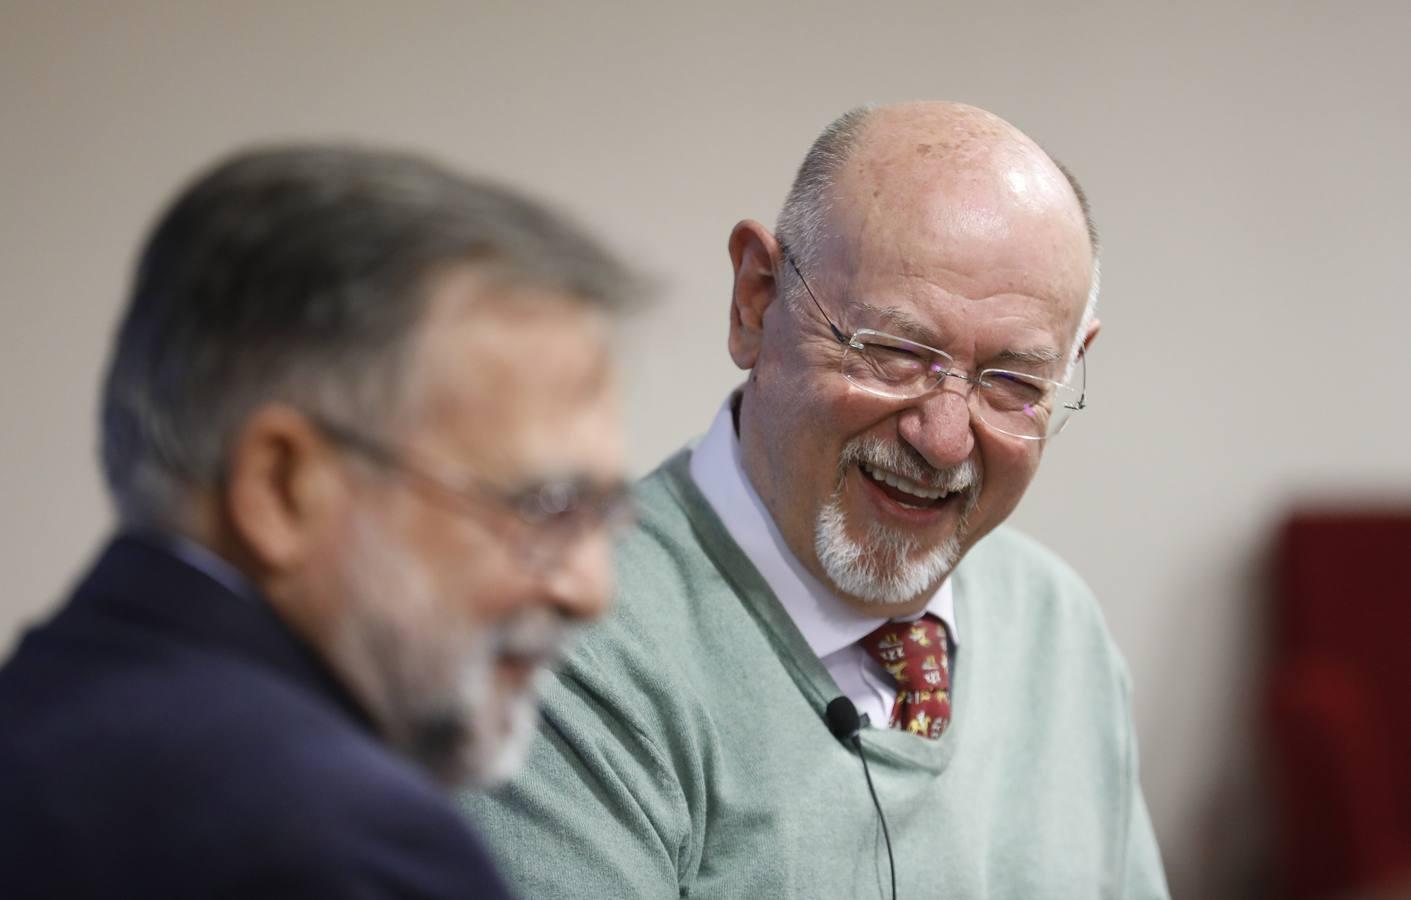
[308,414,635,567]
[785,255,1087,441]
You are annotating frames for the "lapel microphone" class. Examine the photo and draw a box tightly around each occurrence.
[826,697,897,900]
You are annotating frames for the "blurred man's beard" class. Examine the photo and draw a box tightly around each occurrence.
[325,511,566,789]
[814,436,981,606]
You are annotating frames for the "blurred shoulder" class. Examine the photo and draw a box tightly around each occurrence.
[0,622,507,898]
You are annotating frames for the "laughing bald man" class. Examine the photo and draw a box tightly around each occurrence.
[462,102,1170,900]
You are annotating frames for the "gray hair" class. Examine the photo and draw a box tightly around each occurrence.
[774,106,875,285]
[774,106,1101,376]
[100,144,640,527]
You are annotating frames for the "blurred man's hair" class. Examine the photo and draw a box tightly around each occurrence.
[101,144,640,527]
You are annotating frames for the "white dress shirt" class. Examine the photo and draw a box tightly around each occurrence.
[689,395,959,730]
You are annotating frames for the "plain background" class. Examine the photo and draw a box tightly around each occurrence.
[2,2,1408,896]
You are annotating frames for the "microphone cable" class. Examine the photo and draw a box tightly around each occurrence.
[825,696,896,900]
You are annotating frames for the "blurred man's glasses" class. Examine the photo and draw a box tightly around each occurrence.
[784,254,1087,441]
[308,415,635,567]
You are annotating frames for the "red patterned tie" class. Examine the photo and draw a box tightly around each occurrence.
[859,615,952,739]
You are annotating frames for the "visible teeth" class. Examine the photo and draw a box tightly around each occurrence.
[862,463,947,500]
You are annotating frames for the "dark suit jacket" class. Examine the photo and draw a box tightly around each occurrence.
[0,535,514,899]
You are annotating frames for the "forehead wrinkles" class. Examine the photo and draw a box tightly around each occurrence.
[821,140,1091,330]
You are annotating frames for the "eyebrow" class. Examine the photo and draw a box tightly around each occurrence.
[992,347,1062,369]
[854,302,1064,371]
[855,303,939,345]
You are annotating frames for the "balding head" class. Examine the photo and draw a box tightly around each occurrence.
[780,102,1097,259]
[776,102,1098,365]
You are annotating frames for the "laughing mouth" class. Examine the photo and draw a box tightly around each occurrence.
[859,462,957,509]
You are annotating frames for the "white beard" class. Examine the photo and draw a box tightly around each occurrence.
[813,436,981,606]
[326,510,567,789]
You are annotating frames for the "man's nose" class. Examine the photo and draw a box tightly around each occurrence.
[539,530,615,623]
[896,383,975,470]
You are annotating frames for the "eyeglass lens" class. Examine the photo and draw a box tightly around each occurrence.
[840,338,1078,439]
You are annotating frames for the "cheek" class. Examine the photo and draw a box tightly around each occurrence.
[977,439,1042,513]
[454,561,537,627]
[788,384,891,477]
[388,508,514,622]
[747,342,893,518]
[765,386,840,481]
[430,546,516,626]
[430,526,553,629]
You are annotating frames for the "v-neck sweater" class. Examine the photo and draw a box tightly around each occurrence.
[462,450,1169,899]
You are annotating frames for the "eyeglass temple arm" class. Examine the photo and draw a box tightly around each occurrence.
[1070,346,1087,410]
[787,255,850,346]
[309,414,400,467]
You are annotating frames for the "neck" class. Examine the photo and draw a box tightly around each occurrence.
[838,591,933,619]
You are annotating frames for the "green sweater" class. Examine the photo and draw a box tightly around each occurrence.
[462,451,1169,899]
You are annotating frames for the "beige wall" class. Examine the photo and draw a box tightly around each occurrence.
[3,2,1409,895]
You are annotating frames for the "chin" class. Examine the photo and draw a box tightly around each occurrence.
[810,436,986,604]
[423,663,548,789]
[463,689,542,789]
[815,493,964,605]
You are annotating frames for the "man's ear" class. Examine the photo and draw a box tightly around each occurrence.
[224,405,344,573]
[727,219,783,370]
[1081,317,1101,354]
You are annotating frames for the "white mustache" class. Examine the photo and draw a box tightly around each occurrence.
[839,436,979,495]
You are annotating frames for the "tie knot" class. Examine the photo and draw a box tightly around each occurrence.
[861,616,946,673]
[859,614,952,738]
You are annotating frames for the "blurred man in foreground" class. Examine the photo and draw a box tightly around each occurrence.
[0,145,637,898]
[463,102,1170,898]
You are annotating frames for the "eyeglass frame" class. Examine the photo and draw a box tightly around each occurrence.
[782,252,1088,441]
[306,413,635,565]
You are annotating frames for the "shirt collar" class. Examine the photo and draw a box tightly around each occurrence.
[122,529,263,604]
[688,391,958,659]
